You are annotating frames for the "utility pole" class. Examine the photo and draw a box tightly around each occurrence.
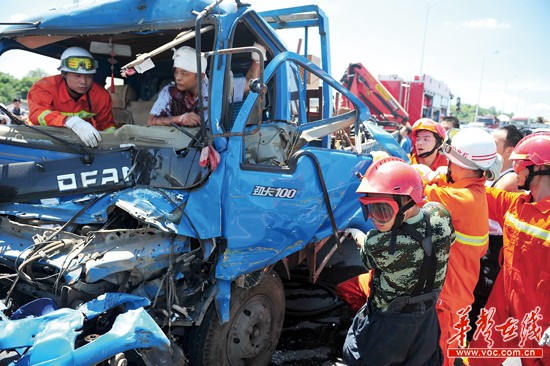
[419,0,440,77]
[501,75,518,112]
[474,50,499,123]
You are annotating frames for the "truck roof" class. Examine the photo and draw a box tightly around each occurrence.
[0,0,226,36]
[0,0,240,62]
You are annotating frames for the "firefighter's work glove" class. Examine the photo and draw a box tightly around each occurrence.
[370,150,390,163]
[539,326,550,347]
[65,116,101,148]
[411,164,440,184]
[344,228,366,248]
[251,42,267,62]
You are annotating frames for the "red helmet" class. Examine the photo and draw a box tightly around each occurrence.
[509,132,550,168]
[411,118,447,146]
[357,157,425,204]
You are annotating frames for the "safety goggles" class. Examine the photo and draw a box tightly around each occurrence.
[359,196,399,224]
[61,56,98,71]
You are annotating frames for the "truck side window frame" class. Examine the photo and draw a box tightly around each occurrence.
[240,56,358,170]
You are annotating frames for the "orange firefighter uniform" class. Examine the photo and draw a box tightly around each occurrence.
[335,270,373,313]
[410,151,449,172]
[468,188,550,366]
[27,74,115,131]
[424,176,489,366]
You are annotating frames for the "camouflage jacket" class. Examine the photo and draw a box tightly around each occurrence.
[359,202,455,312]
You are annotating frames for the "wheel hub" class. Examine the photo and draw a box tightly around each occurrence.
[228,300,272,360]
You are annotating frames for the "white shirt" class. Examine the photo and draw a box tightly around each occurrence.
[150,76,245,121]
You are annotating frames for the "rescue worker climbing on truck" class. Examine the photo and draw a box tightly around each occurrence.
[27,46,116,147]
[341,157,454,366]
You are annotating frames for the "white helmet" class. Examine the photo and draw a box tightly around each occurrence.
[58,46,97,74]
[441,127,497,170]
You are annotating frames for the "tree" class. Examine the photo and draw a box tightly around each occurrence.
[0,72,19,104]
[0,69,48,103]
[451,103,477,123]
[26,69,49,79]
[451,103,510,124]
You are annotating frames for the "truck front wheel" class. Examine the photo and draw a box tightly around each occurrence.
[185,271,285,366]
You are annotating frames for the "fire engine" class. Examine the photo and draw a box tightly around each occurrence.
[380,73,453,124]
[340,63,409,129]
[338,62,453,130]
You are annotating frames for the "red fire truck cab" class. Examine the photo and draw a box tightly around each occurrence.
[380,74,452,124]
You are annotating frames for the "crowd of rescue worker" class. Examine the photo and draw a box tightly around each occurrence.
[339,115,550,366]
[5,44,550,366]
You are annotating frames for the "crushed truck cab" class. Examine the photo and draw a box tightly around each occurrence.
[0,1,407,364]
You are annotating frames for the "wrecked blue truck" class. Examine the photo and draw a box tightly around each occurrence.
[0,0,407,364]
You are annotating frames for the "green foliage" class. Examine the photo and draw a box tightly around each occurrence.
[0,69,48,104]
[451,103,505,123]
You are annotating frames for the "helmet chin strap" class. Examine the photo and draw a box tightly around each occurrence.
[417,137,443,159]
[389,198,416,254]
[445,162,454,183]
[418,146,439,158]
[519,166,550,190]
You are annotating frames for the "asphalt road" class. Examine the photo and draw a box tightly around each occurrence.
[270,302,354,366]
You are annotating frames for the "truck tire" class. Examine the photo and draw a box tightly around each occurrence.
[184,271,285,366]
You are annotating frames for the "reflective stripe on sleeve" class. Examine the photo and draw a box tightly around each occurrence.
[505,211,550,242]
[77,110,96,119]
[454,231,488,246]
[37,110,94,126]
[37,110,52,126]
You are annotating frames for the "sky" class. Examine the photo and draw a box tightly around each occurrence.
[1,0,549,119]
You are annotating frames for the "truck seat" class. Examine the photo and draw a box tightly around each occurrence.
[110,85,137,127]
